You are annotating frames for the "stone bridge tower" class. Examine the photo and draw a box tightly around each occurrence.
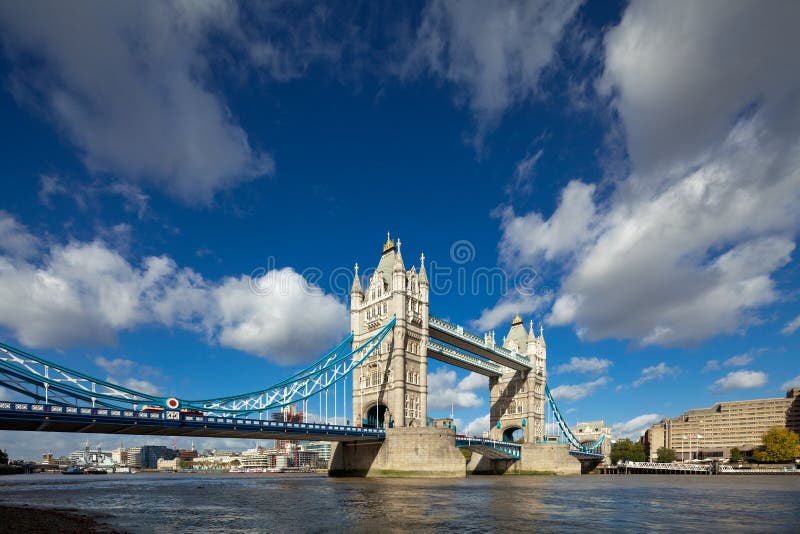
[488,315,547,443]
[350,234,429,428]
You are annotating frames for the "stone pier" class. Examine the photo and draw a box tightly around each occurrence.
[328,427,466,477]
[467,443,580,475]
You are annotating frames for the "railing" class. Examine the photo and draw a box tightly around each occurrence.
[429,316,532,369]
[0,401,385,437]
[427,340,502,376]
[622,461,711,473]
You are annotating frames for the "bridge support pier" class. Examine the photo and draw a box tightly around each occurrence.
[328,427,465,477]
[467,443,580,475]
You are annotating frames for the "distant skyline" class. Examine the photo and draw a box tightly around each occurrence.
[1,0,799,458]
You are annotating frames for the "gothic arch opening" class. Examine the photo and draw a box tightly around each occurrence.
[502,426,524,443]
[364,403,390,428]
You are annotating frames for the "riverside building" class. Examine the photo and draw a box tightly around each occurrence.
[644,387,800,461]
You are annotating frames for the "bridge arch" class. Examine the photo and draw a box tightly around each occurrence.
[363,402,391,429]
[501,426,524,443]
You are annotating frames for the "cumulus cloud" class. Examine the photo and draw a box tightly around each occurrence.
[723,353,753,367]
[401,0,582,145]
[494,0,800,348]
[463,414,490,437]
[703,360,720,373]
[0,1,377,204]
[427,368,485,410]
[781,375,800,391]
[632,362,680,388]
[0,211,40,259]
[782,314,800,336]
[471,291,552,331]
[550,376,608,401]
[711,370,768,393]
[611,413,661,439]
[554,356,612,375]
[0,218,347,364]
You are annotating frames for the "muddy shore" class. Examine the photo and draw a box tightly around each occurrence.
[0,505,126,533]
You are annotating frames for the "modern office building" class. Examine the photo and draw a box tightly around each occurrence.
[644,387,800,460]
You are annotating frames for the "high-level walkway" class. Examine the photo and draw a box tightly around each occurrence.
[429,316,532,371]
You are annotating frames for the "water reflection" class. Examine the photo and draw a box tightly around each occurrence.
[0,473,798,532]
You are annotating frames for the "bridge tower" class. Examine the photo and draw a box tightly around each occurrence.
[488,316,547,444]
[350,234,429,428]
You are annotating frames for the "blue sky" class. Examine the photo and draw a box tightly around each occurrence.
[0,0,799,458]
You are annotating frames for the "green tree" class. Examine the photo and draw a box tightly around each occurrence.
[610,439,646,464]
[656,447,677,463]
[729,447,742,463]
[753,427,800,463]
[230,459,241,466]
[0,449,7,465]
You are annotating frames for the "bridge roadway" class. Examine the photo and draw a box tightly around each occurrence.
[0,401,385,442]
[428,316,532,371]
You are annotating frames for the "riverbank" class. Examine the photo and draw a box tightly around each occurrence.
[0,505,125,533]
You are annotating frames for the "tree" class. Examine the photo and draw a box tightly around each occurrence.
[610,439,646,464]
[230,459,241,466]
[729,447,742,463]
[0,449,7,465]
[753,427,800,463]
[656,447,677,463]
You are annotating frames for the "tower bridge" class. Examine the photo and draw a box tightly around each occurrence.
[0,235,605,476]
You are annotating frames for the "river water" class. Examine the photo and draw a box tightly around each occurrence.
[0,473,798,532]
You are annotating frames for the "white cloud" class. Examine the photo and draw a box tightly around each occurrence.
[0,219,348,364]
[702,360,720,373]
[401,0,582,146]
[550,376,608,402]
[0,211,40,259]
[611,413,661,440]
[427,368,485,410]
[495,1,800,348]
[782,314,800,335]
[598,0,800,176]
[781,375,800,391]
[93,357,164,396]
[554,356,612,375]
[723,353,753,367]
[509,149,544,196]
[471,291,552,331]
[0,1,275,204]
[458,372,488,392]
[632,362,680,388]
[712,370,768,393]
[498,181,597,266]
[463,414,490,437]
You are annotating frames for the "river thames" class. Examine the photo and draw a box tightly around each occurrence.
[1,473,799,532]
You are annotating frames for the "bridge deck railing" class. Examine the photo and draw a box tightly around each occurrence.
[429,316,531,369]
[427,340,502,376]
[0,401,385,437]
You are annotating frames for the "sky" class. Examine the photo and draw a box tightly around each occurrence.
[0,0,799,459]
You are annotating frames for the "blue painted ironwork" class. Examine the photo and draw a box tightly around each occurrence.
[544,384,605,455]
[455,436,521,460]
[0,318,395,418]
[0,400,385,441]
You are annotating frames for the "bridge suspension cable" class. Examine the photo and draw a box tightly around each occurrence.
[543,384,605,454]
[0,318,395,419]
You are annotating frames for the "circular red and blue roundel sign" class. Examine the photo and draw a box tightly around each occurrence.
[165,397,180,409]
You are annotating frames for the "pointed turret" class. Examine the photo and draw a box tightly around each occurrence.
[419,252,429,285]
[539,324,546,346]
[351,262,362,294]
[394,238,405,272]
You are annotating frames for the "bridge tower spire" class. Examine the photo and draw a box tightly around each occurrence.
[350,234,429,429]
